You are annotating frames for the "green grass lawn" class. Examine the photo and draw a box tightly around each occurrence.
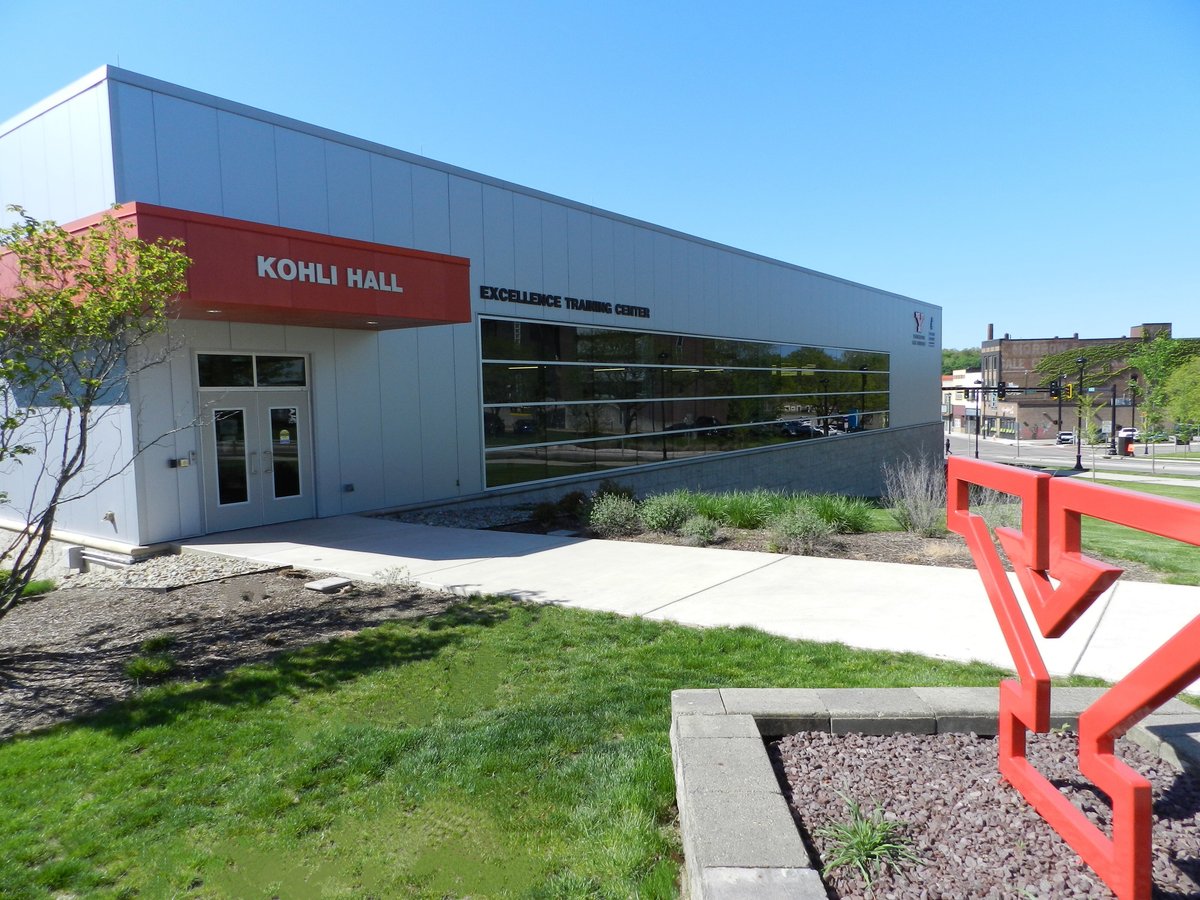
[1087,480,1200,585]
[1,597,1084,899]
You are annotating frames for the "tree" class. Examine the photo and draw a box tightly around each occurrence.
[0,206,190,620]
[942,347,981,376]
[1127,332,1200,434]
[1165,357,1200,431]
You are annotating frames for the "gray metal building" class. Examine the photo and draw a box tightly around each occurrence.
[1,67,942,556]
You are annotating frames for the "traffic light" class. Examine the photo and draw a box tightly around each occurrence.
[997,384,1007,400]
[1064,383,1074,400]
[1049,381,1061,399]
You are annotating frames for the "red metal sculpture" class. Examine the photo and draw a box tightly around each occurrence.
[946,457,1200,899]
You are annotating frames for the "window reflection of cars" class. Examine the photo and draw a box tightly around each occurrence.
[484,412,505,435]
[512,419,537,435]
[779,420,822,438]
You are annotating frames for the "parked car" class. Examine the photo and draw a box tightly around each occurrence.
[780,420,823,438]
[1056,431,1075,445]
[483,412,505,436]
[1118,427,1139,439]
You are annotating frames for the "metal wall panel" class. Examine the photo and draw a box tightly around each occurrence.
[565,208,595,322]
[541,203,569,299]
[217,111,279,223]
[275,128,329,233]
[110,82,160,204]
[153,93,221,215]
[511,194,544,316]
[13,118,50,216]
[377,328,425,507]
[411,165,451,253]
[451,323,484,495]
[66,85,115,217]
[325,142,374,241]
[369,155,414,247]
[415,326,460,499]
[590,214,616,303]
[332,330,385,512]
[448,175,484,263]
[480,185,515,287]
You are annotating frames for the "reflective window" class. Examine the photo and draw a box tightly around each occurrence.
[480,318,890,488]
[198,354,254,388]
[197,354,308,388]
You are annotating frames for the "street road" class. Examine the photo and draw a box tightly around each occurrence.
[945,433,1200,480]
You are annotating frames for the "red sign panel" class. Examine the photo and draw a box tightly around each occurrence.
[57,204,471,331]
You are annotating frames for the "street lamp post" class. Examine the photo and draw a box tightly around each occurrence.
[1074,357,1086,471]
[973,379,982,459]
[1109,383,1117,456]
[1130,375,1138,456]
[1056,374,1064,429]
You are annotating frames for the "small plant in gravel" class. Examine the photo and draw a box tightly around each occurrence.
[817,794,922,889]
[638,490,696,533]
[588,494,641,537]
[371,565,415,589]
[767,508,836,555]
[679,514,719,546]
[882,455,946,537]
[124,634,178,684]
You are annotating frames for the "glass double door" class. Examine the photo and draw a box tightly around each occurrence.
[201,390,314,533]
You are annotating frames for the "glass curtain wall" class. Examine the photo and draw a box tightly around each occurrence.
[481,317,890,488]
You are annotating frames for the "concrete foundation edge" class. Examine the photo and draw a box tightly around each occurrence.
[670,686,1200,899]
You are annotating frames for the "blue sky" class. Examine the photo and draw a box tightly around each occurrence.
[5,0,1198,349]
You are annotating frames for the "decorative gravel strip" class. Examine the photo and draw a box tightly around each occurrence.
[381,504,535,530]
[60,552,284,590]
[772,730,1200,898]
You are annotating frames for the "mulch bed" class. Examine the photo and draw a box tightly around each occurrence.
[0,570,457,741]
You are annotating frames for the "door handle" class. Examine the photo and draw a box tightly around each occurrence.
[248,451,258,475]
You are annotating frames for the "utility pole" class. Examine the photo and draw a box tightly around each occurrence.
[1074,357,1086,471]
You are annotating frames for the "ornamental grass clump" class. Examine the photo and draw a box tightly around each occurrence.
[637,490,696,533]
[818,794,922,889]
[882,455,946,537]
[588,493,641,537]
[694,488,781,529]
[805,493,874,534]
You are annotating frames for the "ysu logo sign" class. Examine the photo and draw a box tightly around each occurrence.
[913,311,926,333]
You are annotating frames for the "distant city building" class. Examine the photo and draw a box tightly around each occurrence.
[967,323,1171,441]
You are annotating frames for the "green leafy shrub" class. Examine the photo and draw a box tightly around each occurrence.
[593,479,636,502]
[638,490,696,533]
[588,494,642,537]
[680,515,719,546]
[768,507,835,555]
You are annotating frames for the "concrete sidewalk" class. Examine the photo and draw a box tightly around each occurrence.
[182,515,1200,694]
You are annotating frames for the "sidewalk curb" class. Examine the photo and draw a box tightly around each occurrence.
[670,687,1200,899]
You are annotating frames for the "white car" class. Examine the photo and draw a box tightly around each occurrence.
[1056,431,1075,444]
[1118,427,1139,439]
